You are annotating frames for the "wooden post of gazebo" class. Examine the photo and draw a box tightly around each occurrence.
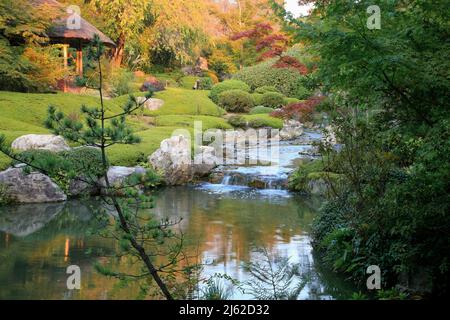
[62,44,69,92]
[75,39,83,77]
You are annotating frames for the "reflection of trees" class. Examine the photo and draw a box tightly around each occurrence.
[152,187,317,274]
[0,187,325,299]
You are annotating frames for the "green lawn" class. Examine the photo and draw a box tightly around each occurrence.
[0,88,282,169]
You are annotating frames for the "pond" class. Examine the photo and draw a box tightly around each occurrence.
[0,132,356,300]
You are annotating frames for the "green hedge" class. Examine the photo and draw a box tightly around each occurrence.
[260,92,286,109]
[209,80,250,103]
[218,89,255,113]
[250,106,275,114]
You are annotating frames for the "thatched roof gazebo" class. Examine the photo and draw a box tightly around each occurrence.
[32,0,115,79]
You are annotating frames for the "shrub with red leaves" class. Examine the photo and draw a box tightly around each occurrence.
[273,56,309,75]
[271,96,324,122]
[231,23,289,61]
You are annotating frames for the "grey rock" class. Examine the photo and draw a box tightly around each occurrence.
[0,167,67,203]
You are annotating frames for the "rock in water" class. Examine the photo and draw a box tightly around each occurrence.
[0,167,67,203]
[11,134,70,152]
[149,135,193,185]
[193,146,219,177]
[279,120,304,141]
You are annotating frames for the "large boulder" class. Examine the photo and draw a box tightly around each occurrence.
[149,135,193,185]
[0,167,67,203]
[193,146,219,177]
[136,97,165,111]
[99,166,146,188]
[279,120,304,141]
[11,134,70,152]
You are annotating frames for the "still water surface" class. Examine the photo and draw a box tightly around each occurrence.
[0,186,354,300]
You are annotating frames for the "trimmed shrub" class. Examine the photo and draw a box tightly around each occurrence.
[247,118,267,128]
[198,77,214,90]
[218,89,255,113]
[260,92,285,109]
[242,114,283,129]
[255,86,278,94]
[233,59,301,98]
[284,97,301,105]
[227,115,247,128]
[209,80,250,103]
[250,106,275,115]
[252,93,264,106]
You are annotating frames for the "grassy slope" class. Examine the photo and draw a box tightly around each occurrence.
[0,88,230,168]
[0,87,282,169]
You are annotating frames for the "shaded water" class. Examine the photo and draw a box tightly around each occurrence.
[0,187,354,300]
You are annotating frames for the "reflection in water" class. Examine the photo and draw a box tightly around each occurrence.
[0,187,355,300]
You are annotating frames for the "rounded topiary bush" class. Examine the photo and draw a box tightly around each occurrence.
[227,115,247,128]
[209,80,250,103]
[250,106,275,115]
[255,86,278,94]
[218,89,255,113]
[260,92,286,109]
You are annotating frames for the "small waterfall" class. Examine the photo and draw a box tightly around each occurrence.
[221,175,232,185]
[216,172,287,190]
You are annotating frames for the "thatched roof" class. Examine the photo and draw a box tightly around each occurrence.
[32,0,115,48]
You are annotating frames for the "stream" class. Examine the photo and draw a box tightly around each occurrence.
[0,131,355,300]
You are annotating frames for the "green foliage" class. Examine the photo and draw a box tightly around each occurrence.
[260,92,285,109]
[278,0,450,297]
[197,77,214,90]
[233,56,310,98]
[250,106,275,115]
[209,80,250,104]
[284,97,300,105]
[242,114,283,129]
[13,147,106,193]
[289,160,325,193]
[218,89,254,113]
[0,0,62,92]
[227,115,247,128]
[255,86,278,94]
[108,68,135,97]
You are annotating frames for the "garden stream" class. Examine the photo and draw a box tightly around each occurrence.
[0,131,354,300]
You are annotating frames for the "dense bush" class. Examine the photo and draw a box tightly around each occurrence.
[271,97,323,122]
[233,58,310,98]
[109,68,135,97]
[284,97,301,105]
[15,147,106,192]
[227,115,247,128]
[255,86,278,94]
[260,92,286,109]
[252,93,264,106]
[250,106,275,115]
[218,89,254,113]
[209,80,251,103]
[197,77,214,90]
[242,114,283,129]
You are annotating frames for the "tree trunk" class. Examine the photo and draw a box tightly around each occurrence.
[112,34,126,67]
